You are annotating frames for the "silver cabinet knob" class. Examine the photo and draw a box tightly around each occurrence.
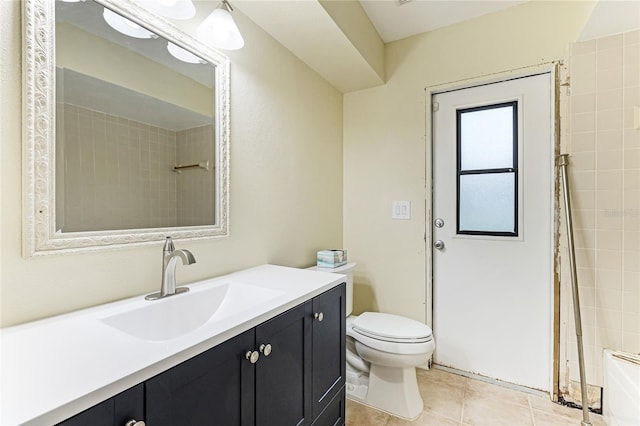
[314,312,324,322]
[245,350,259,364]
[259,343,272,356]
[434,240,445,250]
[125,420,145,426]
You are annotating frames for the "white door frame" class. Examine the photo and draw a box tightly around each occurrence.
[424,63,561,396]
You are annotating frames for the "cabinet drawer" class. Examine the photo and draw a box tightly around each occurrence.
[311,386,345,426]
[56,384,144,426]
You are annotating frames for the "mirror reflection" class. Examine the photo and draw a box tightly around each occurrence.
[55,0,217,232]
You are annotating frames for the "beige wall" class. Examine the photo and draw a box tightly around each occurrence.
[344,1,596,324]
[563,30,640,392]
[0,2,343,327]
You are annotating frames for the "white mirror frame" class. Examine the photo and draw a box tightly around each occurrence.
[22,0,230,257]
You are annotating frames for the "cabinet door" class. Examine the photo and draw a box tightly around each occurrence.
[311,283,346,418]
[145,329,255,426]
[56,384,144,426]
[255,302,312,426]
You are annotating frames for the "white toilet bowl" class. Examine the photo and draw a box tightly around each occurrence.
[347,312,435,420]
[308,262,436,420]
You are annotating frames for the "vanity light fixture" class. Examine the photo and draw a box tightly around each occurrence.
[167,42,208,64]
[140,0,196,20]
[103,7,159,39]
[197,0,244,50]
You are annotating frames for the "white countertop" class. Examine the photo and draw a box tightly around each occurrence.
[0,265,344,426]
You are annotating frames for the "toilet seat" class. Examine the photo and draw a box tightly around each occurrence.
[347,312,434,356]
[352,312,432,343]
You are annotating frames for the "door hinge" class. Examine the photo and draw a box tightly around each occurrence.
[432,102,439,112]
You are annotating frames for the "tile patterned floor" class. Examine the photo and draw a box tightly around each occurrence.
[345,368,606,426]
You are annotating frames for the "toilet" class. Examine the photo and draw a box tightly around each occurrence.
[309,262,435,420]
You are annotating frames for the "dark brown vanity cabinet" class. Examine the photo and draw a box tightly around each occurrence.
[145,329,256,425]
[56,283,345,426]
[55,384,145,426]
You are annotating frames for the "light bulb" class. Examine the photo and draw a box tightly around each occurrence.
[167,42,207,64]
[103,8,158,39]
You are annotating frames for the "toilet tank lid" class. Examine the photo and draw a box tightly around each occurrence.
[352,312,432,341]
[308,262,357,273]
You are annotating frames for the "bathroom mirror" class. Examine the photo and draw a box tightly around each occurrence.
[23,0,230,256]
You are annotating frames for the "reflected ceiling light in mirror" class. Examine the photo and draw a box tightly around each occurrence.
[103,8,159,39]
[141,0,196,20]
[197,0,244,50]
[167,42,208,64]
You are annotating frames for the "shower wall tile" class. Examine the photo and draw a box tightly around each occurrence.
[622,332,639,353]
[572,93,596,114]
[57,104,179,231]
[566,29,640,390]
[597,33,623,51]
[596,89,623,110]
[571,131,596,151]
[578,267,596,287]
[571,53,596,95]
[624,65,640,87]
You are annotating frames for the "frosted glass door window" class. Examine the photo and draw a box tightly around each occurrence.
[460,106,513,170]
[459,173,515,232]
[456,102,518,236]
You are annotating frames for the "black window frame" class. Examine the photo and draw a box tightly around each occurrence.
[456,101,518,237]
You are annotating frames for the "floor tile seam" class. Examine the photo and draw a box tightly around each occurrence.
[528,404,537,426]
[530,406,584,423]
[527,393,537,426]
[460,377,468,424]
[422,406,462,424]
[463,388,533,409]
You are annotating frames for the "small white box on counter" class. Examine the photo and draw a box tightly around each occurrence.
[317,250,347,268]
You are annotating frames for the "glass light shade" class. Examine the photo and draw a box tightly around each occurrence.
[140,0,196,20]
[197,7,244,50]
[167,42,207,64]
[103,8,158,39]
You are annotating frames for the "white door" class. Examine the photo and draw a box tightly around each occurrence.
[432,73,553,391]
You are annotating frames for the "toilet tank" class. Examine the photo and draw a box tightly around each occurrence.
[308,262,355,317]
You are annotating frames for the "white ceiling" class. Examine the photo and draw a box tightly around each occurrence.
[359,0,529,43]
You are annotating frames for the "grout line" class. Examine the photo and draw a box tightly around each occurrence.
[460,374,468,424]
[528,394,536,426]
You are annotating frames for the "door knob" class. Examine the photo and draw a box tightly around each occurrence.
[314,312,324,322]
[434,240,445,250]
[259,343,272,356]
[245,350,260,364]
[125,420,145,426]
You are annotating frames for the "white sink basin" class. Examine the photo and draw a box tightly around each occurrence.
[101,281,284,341]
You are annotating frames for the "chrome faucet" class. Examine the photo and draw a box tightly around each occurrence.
[145,237,196,301]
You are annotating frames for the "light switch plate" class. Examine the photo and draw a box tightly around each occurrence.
[392,201,411,220]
